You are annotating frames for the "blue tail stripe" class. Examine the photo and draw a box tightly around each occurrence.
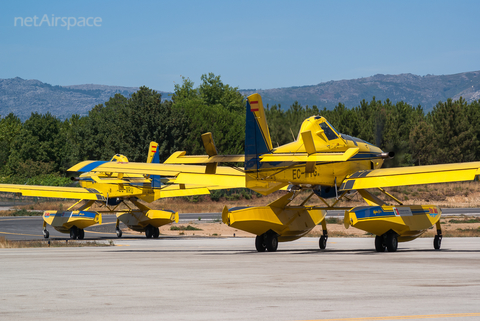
[245,100,270,171]
[151,146,162,188]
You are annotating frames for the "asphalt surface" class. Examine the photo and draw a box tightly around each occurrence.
[0,213,225,241]
[1,237,480,320]
[1,208,479,241]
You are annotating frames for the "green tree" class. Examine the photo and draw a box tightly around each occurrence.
[6,112,62,176]
[172,74,245,155]
[429,98,479,163]
[0,113,22,173]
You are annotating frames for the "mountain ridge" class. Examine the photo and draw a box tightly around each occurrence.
[239,71,480,110]
[2,71,480,120]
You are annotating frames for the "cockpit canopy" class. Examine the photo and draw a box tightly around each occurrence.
[299,116,341,141]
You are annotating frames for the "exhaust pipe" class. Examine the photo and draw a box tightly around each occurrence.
[379,152,395,159]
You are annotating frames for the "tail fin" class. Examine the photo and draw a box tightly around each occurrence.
[147,141,162,188]
[245,94,273,171]
[245,94,286,194]
[147,142,160,164]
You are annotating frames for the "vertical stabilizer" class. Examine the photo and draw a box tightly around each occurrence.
[147,141,161,188]
[245,94,286,194]
[245,94,273,171]
[147,142,160,164]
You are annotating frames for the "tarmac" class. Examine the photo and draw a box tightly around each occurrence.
[1,237,480,321]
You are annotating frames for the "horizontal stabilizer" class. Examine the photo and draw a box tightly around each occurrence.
[69,161,241,176]
[174,172,246,189]
[164,151,245,164]
[159,185,210,198]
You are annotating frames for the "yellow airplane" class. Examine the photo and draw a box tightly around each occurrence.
[165,93,480,252]
[0,142,241,239]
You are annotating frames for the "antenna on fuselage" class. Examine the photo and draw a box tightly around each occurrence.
[289,128,296,141]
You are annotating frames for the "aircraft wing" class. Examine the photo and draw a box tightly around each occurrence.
[339,161,480,190]
[69,161,246,189]
[0,184,105,201]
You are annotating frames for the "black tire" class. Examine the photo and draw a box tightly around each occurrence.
[386,233,398,252]
[319,235,327,250]
[145,225,153,238]
[70,226,78,240]
[375,235,385,252]
[43,230,49,239]
[434,235,442,250]
[116,228,122,238]
[78,229,85,240]
[153,227,160,238]
[255,235,266,252]
[265,233,278,252]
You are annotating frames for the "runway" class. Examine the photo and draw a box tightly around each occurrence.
[1,208,479,241]
[1,237,480,320]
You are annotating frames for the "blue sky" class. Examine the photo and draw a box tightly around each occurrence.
[1,0,480,92]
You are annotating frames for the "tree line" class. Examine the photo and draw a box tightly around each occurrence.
[0,73,479,185]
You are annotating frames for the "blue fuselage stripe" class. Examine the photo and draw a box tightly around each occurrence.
[78,161,107,173]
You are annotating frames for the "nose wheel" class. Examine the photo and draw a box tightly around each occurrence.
[42,221,49,239]
[319,235,328,250]
[319,219,328,250]
[434,221,442,250]
[115,219,122,238]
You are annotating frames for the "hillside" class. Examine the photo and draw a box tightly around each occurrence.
[2,71,480,120]
[0,77,169,120]
[240,71,480,111]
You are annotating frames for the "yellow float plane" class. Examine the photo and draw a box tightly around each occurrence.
[0,142,243,239]
[164,93,480,253]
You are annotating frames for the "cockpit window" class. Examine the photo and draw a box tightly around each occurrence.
[319,122,339,140]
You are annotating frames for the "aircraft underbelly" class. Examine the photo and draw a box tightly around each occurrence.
[224,205,326,240]
[43,211,101,233]
[346,205,441,241]
[116,210,178,232]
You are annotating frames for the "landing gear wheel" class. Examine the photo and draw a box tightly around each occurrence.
[78,229,85,240]
[255,235,266,252]
[153,227,160,238]
[319,235,327,250]
[375,235,386,252]
[116,228,122,238]
[265,233,278,252]
[434,235,442,250]
[145,225,153,238]
[70,226,78,240]
[386,233,398,252]
[43,230,49,239]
